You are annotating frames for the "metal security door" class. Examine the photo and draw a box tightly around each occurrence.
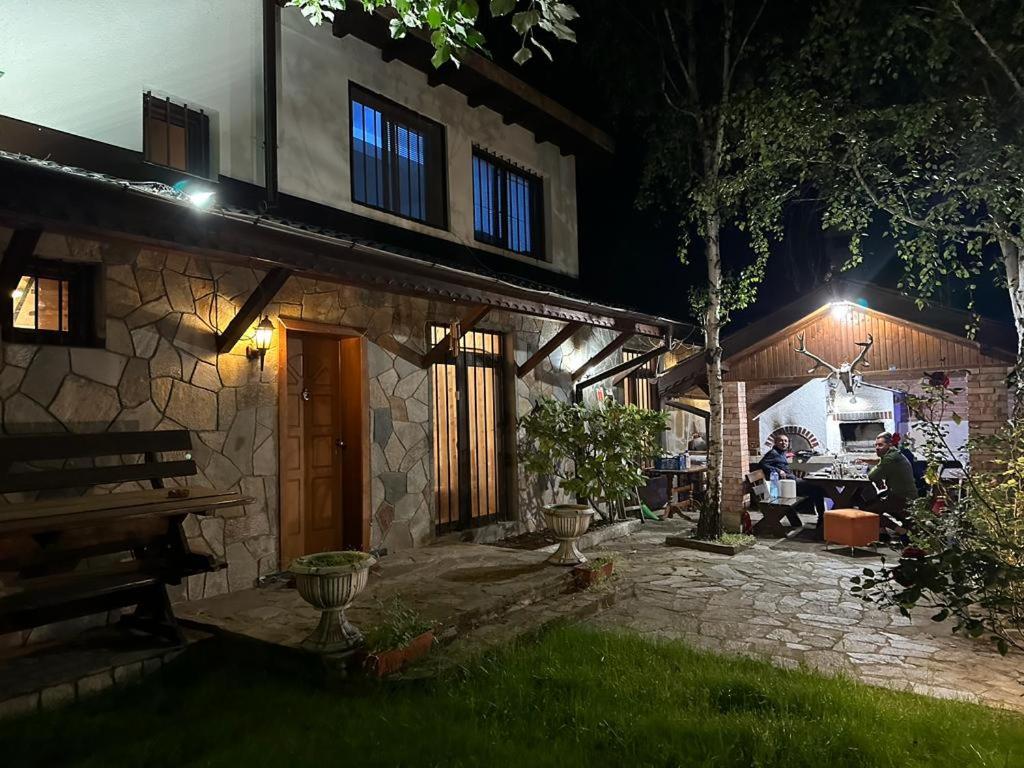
[430,326,505,533]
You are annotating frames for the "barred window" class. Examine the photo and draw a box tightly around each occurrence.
[472,149,544,258]
[350,85,447,228]
[143,92,212,178]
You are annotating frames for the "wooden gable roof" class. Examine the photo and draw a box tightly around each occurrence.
[658,281,1016,397]
[728,301,1009,382]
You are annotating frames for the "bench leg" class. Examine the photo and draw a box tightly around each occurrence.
[120,584,185,646]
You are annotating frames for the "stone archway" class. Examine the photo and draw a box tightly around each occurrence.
[765,425,820,452]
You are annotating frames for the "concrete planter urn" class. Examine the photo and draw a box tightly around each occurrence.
[543,504,595,565]
[289,551,375,652]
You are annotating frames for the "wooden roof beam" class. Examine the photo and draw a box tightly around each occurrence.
[571,331,632,383]
[576,343,667,392]
[215,267,292,354]
[516,321,582,379]
[611,346,666,386]
[421,304,491,368]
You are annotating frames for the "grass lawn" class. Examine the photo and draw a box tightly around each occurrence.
[3,624,1022,767]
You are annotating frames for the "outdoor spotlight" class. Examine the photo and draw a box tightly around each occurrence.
[187,190,215,208]
[247,316,274,370]
[830,301,853,322]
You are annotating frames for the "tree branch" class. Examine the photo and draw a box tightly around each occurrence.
[948,0,1024,102]
[727,0,769,90]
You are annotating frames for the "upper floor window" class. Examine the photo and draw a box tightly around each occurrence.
[350,85,447,228]
[3,259,101,347]
[143,92,212,178]
[472,149,544,259]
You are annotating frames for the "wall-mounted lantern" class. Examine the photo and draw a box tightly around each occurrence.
[247,316,274,370]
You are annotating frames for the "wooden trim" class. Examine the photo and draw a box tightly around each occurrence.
[664,399,711,419]
[576,343,666,392]
[571,331,631,382]
[421,304,491,367]
[215,267,292,354]
[276,316,366,337]
[276,319,372,566]
[516,321,582,378]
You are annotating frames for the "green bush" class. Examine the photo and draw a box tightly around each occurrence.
[519,397,667,520]
[852,375,1024,654]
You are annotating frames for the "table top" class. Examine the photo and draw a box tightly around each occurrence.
[0,487,252,535]
[802,474,875,486]
[647,466,708,475]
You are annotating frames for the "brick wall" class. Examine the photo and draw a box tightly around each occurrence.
[966,366,1012,470]
[721,381,748,532]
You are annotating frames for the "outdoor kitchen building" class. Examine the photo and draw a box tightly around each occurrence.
[0,2,687,600]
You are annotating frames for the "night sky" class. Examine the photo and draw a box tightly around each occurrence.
[479,4,1016,333]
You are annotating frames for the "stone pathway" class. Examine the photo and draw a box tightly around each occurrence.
[589,521,1024,712]
[176,542,578,650]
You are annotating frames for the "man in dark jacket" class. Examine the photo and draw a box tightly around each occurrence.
[758,434,826,530]
[864,432,918,529]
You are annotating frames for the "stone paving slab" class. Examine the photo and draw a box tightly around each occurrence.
[175,543,573,650]
[588,521,1024,712]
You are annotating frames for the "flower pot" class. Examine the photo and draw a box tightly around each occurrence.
[289,551,376,653]
[543,504,595,565]
[365,629,435,678]
[572,559,614,590]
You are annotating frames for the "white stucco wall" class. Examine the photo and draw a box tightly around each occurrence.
[757,378,896,454]
[0,0,265,185]
[278,14,580,277]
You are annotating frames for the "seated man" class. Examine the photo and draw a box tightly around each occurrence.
[863,432,918,531]
[758,434,827,531]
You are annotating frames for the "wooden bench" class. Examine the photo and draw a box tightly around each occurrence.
[745,470,809,537]
[0,430,250,644]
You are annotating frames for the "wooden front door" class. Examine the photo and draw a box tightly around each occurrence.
[281,334,344,564]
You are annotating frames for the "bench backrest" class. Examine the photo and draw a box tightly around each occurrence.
[0,430,196,494]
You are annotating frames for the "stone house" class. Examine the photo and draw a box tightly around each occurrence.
[0,2,687,610]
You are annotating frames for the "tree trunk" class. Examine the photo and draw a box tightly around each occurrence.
[697,212,725,540]
[997,236,1024,364]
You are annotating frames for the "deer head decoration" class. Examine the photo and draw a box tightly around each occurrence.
[794,333,874,396]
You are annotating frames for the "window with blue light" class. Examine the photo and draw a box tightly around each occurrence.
[472,149,543,259]
[350,85,446,228]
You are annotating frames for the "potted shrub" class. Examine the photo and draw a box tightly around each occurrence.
[571,555,615,590]
[289,550,375,652]
[363,597,435,677]
[520,397,667,565]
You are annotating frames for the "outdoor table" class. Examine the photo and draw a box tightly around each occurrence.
[646,467,708,517]
[800,473,877,509]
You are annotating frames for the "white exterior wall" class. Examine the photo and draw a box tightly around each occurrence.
[0,0,265,185]
[278,14,580,277]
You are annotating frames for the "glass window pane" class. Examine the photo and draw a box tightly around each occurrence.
[12,275,35,329]
[35,277,63,331]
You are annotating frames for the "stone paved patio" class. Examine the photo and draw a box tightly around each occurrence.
[589,521,1024,712]
[175,542,578,650]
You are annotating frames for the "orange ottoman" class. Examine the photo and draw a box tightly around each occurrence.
[824,508,880,550]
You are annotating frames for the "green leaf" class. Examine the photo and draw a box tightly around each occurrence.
[490,0,515,16]
[512,46,533,65]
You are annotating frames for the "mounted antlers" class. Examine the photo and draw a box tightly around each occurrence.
[793,333,874,394]
[850,334,874,372]
[794,333,839,376]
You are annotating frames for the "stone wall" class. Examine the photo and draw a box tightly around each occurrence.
[0,229,618,618]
